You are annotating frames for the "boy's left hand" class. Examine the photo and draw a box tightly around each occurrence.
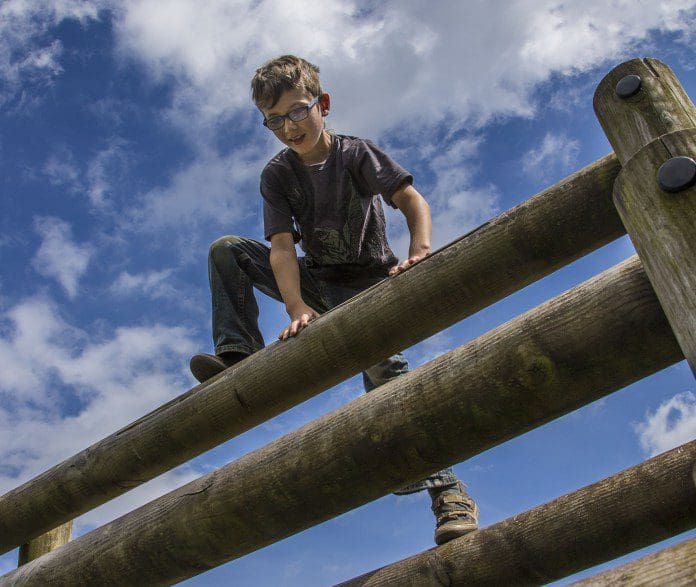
[389,254,427,276]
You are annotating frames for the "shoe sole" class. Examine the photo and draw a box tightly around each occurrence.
[190,354,228,383]
[434,502,479,545]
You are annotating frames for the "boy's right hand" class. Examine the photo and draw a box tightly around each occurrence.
[279,301,321,340]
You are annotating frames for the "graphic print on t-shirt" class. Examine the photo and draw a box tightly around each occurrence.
[312,173,365,265]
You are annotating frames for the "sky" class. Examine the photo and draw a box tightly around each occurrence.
[0,0,695,584]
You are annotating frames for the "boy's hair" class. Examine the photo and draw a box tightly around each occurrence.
[251,55,322,109]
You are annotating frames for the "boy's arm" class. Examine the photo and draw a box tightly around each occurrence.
[389,183,432,276]
[269,232,320,340]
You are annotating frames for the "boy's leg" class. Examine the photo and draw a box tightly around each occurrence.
[319,280,464,492]
[363,360,479,544]
[192,235,325,381]
[362,364,460,493]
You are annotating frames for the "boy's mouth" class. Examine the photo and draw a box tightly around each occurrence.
[288,134,305,147]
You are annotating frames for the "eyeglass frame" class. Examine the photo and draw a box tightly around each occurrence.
[263,96,321,130]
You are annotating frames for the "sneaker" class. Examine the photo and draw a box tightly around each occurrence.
[430,481,479,545]
[189,352,245,383]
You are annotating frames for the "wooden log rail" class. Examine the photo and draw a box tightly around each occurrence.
[0,153,624,554]
[0,256,683,586]
[336,441,696,587]
[570,536,696,587]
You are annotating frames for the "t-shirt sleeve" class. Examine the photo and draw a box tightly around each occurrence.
[352,139,413,209]
[260,167,300,243]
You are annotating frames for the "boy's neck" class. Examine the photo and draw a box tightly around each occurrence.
[297,130,332,165]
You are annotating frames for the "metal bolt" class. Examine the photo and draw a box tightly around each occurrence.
[657,156,696,193]
[616,75,642,99]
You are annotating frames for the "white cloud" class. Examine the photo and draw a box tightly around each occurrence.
[86,140,130,208]
[522,132,581,182]
[32,217,93,298]
[0,0,105,108]
[111,269,175,298]
[387,135,499,258]
[635,391,696,456]
[43,147,81,192]
[126,144,267,234]
[0,296,199,528]
[110,0,696,138]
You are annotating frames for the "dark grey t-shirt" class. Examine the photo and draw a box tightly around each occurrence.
[260,133,413,284]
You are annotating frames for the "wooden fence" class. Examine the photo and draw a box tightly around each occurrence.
[0,57,693,586]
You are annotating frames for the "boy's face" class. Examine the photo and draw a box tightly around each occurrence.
[261,88,330,164]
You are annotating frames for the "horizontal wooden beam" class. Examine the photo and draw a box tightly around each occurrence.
[570,536,696,587]
[0,154,625,554]
[337,442,696,586]
[0,256,683,586]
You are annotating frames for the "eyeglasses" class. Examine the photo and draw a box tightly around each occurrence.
[263,96,320,131]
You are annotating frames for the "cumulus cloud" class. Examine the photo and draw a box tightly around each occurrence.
[522,132,581,183]
[635,391,696,456]
[111,0,696,137]
[0,296,199,528]
[32,217,93,298]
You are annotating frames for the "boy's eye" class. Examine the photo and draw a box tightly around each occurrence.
[266,115,284,129]
[288,105,309,121]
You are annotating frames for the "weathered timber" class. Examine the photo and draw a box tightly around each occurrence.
[613,129,696,375]
[0,154,625,554]
[0,256,683,586]
[593,58,696,166]
[17,522,72,566]
[595,59,696,375]
[570,536,696,586]
[337,442,696,587]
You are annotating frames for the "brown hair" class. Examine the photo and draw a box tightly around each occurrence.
[251,55,322,109]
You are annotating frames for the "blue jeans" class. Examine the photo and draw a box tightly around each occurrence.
[208,235,458,494]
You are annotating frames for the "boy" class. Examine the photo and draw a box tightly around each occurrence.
[190,55,478,545]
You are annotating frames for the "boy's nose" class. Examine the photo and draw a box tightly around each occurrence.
[283,119,300,137]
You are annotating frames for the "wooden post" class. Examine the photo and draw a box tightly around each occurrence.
[594,58,696,374]
[569,536,696,587]
[0,155,625,555]
[337,441,696,587]
[17,523,72,566]
[0,257,683,586]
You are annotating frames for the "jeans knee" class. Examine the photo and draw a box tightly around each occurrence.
[209,235,244,267]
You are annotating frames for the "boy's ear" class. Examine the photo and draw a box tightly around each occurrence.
[319,93,330,116]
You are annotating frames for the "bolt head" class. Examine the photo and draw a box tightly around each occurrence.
[616,75,642,99]
[657,156,696,193]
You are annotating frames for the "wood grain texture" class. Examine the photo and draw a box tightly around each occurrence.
[594,58,696,166]
[570,536,696,587]
[338,443,696,587]
[613,129,696,375]
[0,256,683,586]
[0,155,625,554]
[17,522,72,566]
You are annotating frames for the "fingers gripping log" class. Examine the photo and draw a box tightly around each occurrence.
[595,58,696,374]
[0,256,683,586]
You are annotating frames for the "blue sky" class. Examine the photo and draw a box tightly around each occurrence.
[1,1,695,584]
